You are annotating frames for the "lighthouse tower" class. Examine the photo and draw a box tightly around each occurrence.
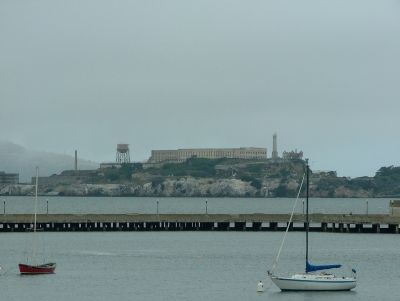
[272,133,278,159]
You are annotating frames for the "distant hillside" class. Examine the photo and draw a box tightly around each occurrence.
[0,141,98,182]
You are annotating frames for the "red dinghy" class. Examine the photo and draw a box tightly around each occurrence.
[19,263,56,275]
[19,167,56,275]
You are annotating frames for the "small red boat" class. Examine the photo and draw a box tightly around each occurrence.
[18,168,56,276]
[19,263,56,275]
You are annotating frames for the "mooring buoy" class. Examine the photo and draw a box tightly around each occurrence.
[257,281,264,292]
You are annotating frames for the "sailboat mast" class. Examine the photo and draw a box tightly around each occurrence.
[32,166,39,264]
[305,159,309,266]
[34,167,38,233]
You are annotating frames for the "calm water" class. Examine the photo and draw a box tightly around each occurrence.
[1,197,397,300]
[1,231,400,301]
[0,196,391,215]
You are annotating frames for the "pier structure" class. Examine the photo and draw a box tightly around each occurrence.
[0,214,399,234]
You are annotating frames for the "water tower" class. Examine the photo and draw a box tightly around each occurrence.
[116,144,130,163]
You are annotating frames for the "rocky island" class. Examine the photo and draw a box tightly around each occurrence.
[1,158,400,198]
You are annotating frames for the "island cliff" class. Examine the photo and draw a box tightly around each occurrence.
[1,158,400,197]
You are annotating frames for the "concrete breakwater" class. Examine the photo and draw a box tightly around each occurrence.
[0,213,399,233]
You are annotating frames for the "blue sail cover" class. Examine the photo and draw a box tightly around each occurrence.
[306,261,341,273]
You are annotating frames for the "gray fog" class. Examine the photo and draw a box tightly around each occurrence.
[1,0,399,177]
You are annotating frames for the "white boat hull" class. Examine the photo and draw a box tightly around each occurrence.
[270,274,357,291]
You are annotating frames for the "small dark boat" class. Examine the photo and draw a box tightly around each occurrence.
[19,263,56,275]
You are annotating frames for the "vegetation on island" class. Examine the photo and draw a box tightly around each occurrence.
[2,157,400,197]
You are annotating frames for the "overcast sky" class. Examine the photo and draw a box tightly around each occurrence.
[1,0,399,177]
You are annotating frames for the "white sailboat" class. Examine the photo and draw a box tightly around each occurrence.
[268,160,357,291]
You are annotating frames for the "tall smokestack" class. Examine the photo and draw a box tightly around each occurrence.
[74,150,78,171]
[272,133,278,159]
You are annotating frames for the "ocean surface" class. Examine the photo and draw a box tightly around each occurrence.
[1,231,400,301]
[0,197,398,300]
[0,196,392,215]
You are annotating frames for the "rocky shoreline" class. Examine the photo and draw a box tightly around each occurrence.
[1,178,259,197]
[2,159,399,198]
[0,176,381,198]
